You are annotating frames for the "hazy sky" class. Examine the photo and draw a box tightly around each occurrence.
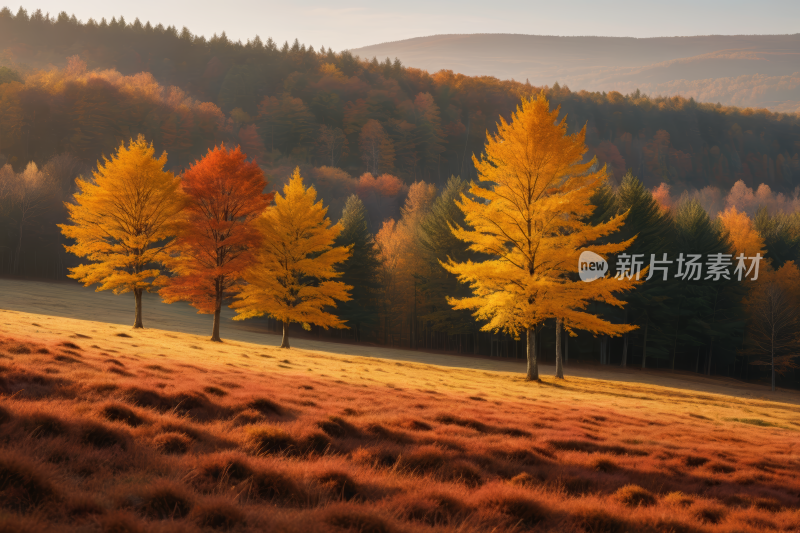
[12,1,800,51]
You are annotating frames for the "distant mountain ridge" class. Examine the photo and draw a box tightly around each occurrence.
[351,34,800,112]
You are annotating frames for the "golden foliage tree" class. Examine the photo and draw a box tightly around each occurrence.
[232,168,352,348]
[718,206,768,261]
[444,94,636,381]
[374,181,437,346]
[59,135,183,328]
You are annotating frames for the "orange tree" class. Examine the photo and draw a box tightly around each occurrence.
[444,94,636,381]
[160,145,273,342]
[232,168,352,348]
[60,135,183,328]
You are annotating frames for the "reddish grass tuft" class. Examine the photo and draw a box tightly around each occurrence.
[153,432,192,455]
[571,507,629,533]
[247,397,283,416]
[0,404,11,425]
[317,471,361,501]
[694,503,727,524]
[351,445,400,469]
[753,497,783,512]
[196,453,253,489]
[613,484,657,507]
[685,455,709,467]
[203,385,227,397]
[401,419,432,431]
[191,497,245,530]
[81,422,128,450]
[67,494,106,517]
[7,343,32,354]
[25,413,68,439]
[550,439,647,456]
[317,415,360,438]
[663,491,695,507]
[325,504,395,533]
[483,494,548,529]
[509,472,539,487]
[99,511,143,533]
[135,480,193,520]
[0,454,57,511]
[249,468,305,504]
[102,403,144,427]
[60,342,82,350]
[399,491,468,525]
[249,426,298,456]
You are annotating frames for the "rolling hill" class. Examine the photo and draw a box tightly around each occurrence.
[351,34,800,112]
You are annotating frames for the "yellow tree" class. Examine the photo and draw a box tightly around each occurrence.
[60,135,183,328]
[718,206,768,263]
[232,168,352,348]
[443,93,636,381]
[374,182,437,347]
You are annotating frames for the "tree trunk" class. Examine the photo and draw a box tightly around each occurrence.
[281,321,290,349]
[211,290,222,342]
[555,318,564,379]
[620,310,628,367]
[133,289,144,329]
[771,331,775,392]
[641,319,649,369]
[526,326,539,381]
[621,333,628,367]
[706,342,713,375]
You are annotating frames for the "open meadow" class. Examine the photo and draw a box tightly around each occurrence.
[1,308,799,532]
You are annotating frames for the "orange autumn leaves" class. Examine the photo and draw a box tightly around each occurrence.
[159,145,273,342]
[61,139,352,344]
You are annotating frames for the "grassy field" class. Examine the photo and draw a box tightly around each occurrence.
[1,308,799,532]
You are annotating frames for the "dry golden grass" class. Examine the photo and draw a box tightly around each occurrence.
[1,308,799,532]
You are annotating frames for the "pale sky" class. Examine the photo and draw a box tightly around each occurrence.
[10,0,800,51]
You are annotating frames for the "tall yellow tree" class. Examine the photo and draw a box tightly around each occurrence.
[60,135,183,328]
[232,168,352,348]
[444,93,636,381]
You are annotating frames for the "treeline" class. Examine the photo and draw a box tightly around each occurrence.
[2,6,800,194]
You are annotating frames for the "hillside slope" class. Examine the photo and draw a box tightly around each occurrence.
[351,34,800,112]
[0,310,799,532]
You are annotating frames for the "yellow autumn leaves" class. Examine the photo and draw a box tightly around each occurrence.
[61,137,352,342]
[232,168,352,348]
[443,93,636,380]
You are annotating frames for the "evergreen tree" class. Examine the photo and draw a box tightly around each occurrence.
[611,172,675,368]
[334,194,381,341]
[754,208,800,268]
[671,199,745,374]
[418,176,476,338]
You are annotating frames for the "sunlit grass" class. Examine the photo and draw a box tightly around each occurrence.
[1,308,799,532]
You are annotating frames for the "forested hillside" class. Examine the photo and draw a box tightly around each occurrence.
[2,6,800,195]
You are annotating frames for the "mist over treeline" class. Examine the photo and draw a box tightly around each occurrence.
[654,180,800,219]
